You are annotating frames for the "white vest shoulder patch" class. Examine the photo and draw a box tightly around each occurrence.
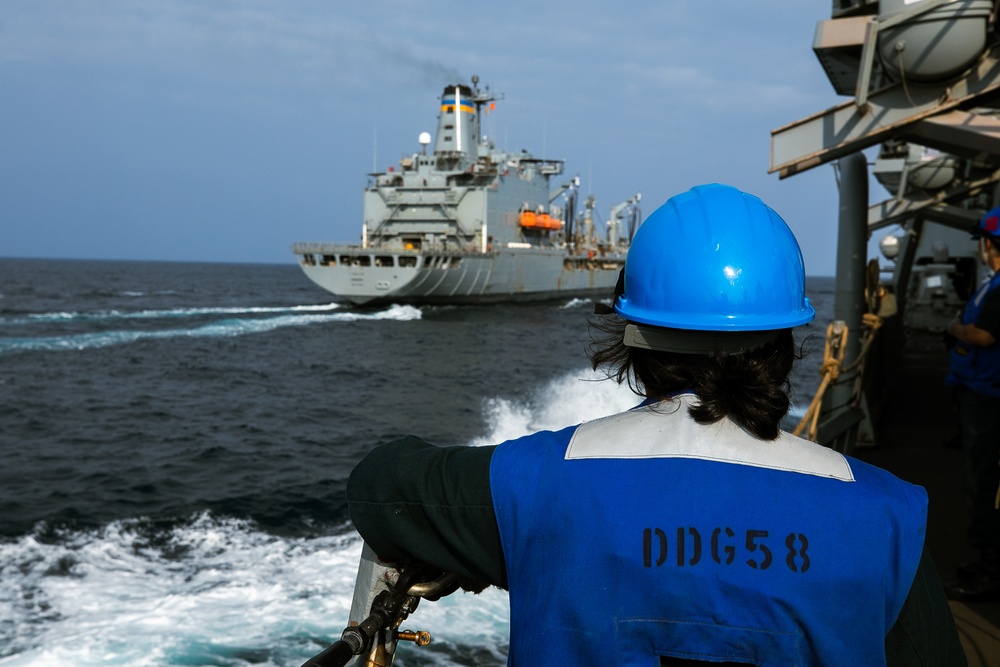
[565,395,855,482]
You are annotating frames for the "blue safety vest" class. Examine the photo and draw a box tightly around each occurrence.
[947,272,1000,398]
[490,395,927,666]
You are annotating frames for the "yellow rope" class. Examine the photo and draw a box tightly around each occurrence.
[794,323,847,441]
[843,313,883,375]
[793,263,891,443]
[793,312,884,443]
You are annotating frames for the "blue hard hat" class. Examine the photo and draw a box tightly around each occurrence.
[972,207,1000,239]
[614,183,815,331]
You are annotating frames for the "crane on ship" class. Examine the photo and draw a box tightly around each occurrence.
[608,193,642,246]
[549,176,581,245]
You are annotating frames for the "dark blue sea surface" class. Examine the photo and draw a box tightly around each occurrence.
[0,258,833,666]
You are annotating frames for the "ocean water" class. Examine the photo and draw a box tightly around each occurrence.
[0,258,834,666]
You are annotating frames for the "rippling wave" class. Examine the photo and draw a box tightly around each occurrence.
[0,513,510,667]
[0,302,345,325]
[0,304,422,355]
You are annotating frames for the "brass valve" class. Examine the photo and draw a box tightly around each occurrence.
[396,630,431,647]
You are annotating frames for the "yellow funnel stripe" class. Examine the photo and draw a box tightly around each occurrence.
[440,102,475,114]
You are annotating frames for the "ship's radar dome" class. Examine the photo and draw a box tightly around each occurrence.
[877,0,992,82]
[418,132,431,146]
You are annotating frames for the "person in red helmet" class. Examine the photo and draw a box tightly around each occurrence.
[945,207,1000,602]
[348,184,964,665]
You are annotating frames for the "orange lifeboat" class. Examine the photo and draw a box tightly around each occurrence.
[519,211,563,230]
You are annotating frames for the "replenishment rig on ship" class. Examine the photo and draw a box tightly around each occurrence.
[773,1,1000,660]
[292,76,641,306]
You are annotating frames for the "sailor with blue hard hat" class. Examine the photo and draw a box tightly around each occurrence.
[345,184,964,666]
[944,204,1000,602]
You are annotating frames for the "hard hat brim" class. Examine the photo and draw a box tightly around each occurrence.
[615,297,816,332]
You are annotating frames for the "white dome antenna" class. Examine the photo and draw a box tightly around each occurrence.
[418,131,432,155]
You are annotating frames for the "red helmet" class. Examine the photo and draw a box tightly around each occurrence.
[973,207,1000,239]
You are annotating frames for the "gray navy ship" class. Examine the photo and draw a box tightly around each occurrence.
[292,76,641,305]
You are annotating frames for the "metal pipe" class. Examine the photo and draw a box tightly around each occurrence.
[834,152,868,369]
[823,152,869,451]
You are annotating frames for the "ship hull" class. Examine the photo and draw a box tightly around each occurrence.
[296,245,623,306]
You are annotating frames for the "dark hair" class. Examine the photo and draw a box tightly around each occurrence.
[588,315,795,440]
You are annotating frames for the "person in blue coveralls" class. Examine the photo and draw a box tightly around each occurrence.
[944,207,1000,602]
[347,184,965,666]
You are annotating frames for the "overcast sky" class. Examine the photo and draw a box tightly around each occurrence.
[1,1,885,277]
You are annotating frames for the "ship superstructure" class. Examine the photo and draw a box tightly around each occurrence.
[771,0,1000,449]
[292,76,640,305]
[770,3,1000,646]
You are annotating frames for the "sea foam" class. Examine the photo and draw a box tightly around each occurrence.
[0,513,507,667]
[0,304,422,356]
